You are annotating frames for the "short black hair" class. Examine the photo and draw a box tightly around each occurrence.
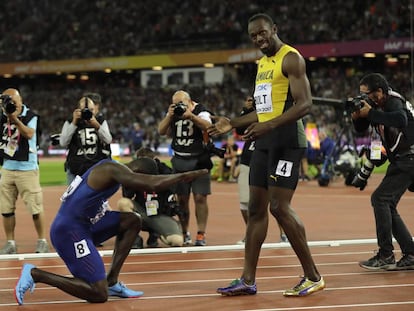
[128,157,158,174]
[359,73,389,93]
[248,13,274,26]
[83,92,102,104]
[135,147,157,159]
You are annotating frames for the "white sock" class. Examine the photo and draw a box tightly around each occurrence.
[7,240,16,246]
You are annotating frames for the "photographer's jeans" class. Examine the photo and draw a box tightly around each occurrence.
[371,159,414,257]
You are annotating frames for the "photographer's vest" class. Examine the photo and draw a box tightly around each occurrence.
[171,104,207,156]
[0,106,38,162]
[65,115,111,176]
[253,44,307,149]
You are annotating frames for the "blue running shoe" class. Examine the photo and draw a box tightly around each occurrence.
[108,282,143,298]
[15,263,36,305]
[217,278,257,296]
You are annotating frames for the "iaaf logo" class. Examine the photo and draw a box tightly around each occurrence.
[384,41,402,50]
[384,39,413,51]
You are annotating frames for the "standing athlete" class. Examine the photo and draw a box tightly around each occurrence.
[209,13,324,297]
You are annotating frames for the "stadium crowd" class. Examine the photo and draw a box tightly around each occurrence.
[0,1,412,152]
[21,59,411,154]
[0,0,410,62]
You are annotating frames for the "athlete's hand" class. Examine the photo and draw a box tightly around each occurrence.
[242,121,272,140]
[181,169,208,182]
[207,116,232,137]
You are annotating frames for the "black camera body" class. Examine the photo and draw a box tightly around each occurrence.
[0,94,17,114]
[345,93,370,113]
[173,102,187,116]
[81,107,93,120]
[205,141,226,158]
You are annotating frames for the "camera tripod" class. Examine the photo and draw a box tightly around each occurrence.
[317,110,361,187]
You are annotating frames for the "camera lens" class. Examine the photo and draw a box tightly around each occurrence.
[173,103,186,116]
[81,108,93,120]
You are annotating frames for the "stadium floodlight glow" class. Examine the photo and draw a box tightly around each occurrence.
[3,74,12,78]
[386,57,398,63]
[399,54,410,59]
[80,74,89,80]
[66,74,76,80]
[203,63,214,68]
[363,52,376,58]
[152,66,163,71]
[308,57,317,61]
[104,68,112,73]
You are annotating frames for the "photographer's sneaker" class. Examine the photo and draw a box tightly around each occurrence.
[194,232,206,246]
[35,240,49,253]
[387,254,414,271]
[283,276,325,296]
[183,232,192,246]
[108,282,143,298]
[0,241,17,254]
[359,252,395,270]
[217,278,257,296]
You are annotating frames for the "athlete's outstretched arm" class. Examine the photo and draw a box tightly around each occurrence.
[88,162,208,192]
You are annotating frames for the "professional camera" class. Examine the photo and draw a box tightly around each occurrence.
[205,141,226,158]
[351,159,374,190]
[0,94,17,114]
[49,133,61,146]
[165,194,182,217]
[345,93,370,113]
[81,107,93,120]
[173,102,187,116]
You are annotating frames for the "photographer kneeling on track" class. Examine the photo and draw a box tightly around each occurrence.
[120,156,184,248]
[350,72,414,271]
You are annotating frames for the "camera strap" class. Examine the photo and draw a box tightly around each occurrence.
[202,130,211,147]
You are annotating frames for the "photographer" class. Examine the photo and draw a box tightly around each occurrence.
[0,88,49,254]
[60,96,112,184]
[158,90,213,246]
[216,134,239,182]
[121,156,183,248]
[351,73,414,271]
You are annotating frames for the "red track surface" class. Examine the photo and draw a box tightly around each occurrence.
[1,174,414,310]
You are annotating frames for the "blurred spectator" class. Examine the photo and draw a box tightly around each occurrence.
[303,128,335,179]
[128,122,145,155]
[216,134,239,182]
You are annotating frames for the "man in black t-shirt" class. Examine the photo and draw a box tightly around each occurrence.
[158,90,212,246]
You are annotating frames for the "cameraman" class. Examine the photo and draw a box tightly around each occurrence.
[158,90,212,246]
[0,88,49,254]
[60,96,112,184]
[351,73,414,271]
[121,156,183,247]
